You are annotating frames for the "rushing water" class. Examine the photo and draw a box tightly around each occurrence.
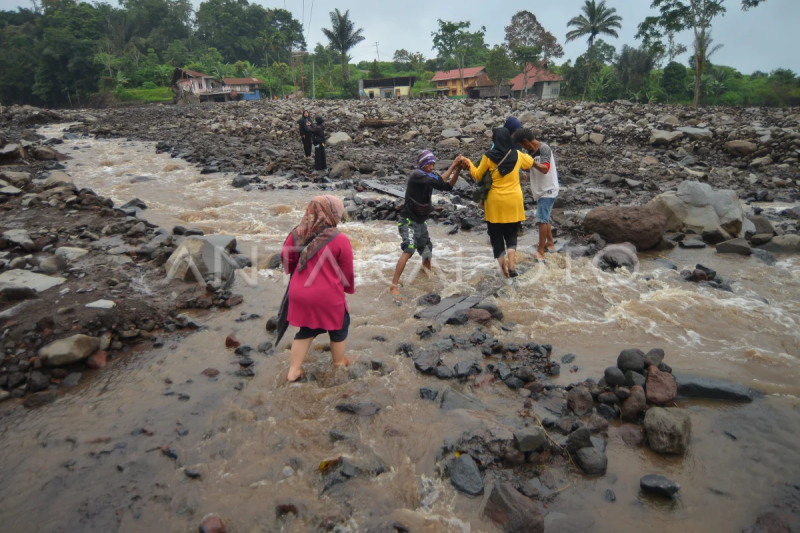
[0,124,798,532]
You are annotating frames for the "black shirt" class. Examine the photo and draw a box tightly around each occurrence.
[401,169,453,223]
[298,117,311,136]
[310,124,326,145]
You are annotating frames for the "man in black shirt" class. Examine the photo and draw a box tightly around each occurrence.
[390,150,462,297]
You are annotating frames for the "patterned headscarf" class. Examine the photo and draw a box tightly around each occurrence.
[418,150,436,169]
[290,195,345,272]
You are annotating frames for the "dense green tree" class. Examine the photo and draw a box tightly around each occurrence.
[431,20,487,96]
[321,9,365,81]
[368,60,382,79]
[662,60,688,99]
[485,45,516,100]
[566,0,623,100]
[615,45,658,96]
[504,10,563,61]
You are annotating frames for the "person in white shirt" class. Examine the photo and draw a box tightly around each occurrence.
[513,128,559,261]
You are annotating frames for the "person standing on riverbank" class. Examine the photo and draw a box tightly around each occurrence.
[389,151,462,297]
[463,128,534,278]
[513,128,559,260]
[298,110,312,159]
[310,116,327,171]
[281,195,354,382]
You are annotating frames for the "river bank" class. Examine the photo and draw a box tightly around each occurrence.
[0,100,799,532]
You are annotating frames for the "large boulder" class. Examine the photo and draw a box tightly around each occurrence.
[644,407,691,454]
[326,132,352,146]
[673,373,753,402]
[759,235,800,254]
[676,127,713,141]
[481,482,544,533]
[567,386,593,416]
[649,130,684,145]
[592,243,639,272]
[621,385,647,421]
[648,181,745,239]
[726,140,758,157]
[574,447,608,475]
[448,454,484,496]
[39,334,101,366]
[164,237,237,282]
[716,237,752,256]
[583,206,667,251]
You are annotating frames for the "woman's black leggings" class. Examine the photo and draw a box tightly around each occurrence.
[302,135,312,157]
[487,222,520,259]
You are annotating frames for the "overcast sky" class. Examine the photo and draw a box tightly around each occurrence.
[1,0,796,73]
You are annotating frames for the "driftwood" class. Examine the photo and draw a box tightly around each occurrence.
[414,294,487,323]
[359,119,399,128]
[362,180,405,198]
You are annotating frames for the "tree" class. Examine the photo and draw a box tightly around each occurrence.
[636,0,764,108]
[504,10,564,61]
[566,0,623,100]
[662,60,688,100]
[614,45,658,97]
[368,60,382,79]
[321,8,365,81]
[485,45,516,100]
[153,63,172,85]
[509,46,541,98]
[393,49,410,69]
[408,52,426,72]
[431,19,486,98]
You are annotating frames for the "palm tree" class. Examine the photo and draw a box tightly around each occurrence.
[321,9,365,82]
[154,65,173,87]
[566,0,623,100]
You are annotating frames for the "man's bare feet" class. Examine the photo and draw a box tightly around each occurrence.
[533,250,546,261]
[390,285,402,297]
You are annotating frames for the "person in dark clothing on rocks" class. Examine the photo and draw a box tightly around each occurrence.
[310,116,327,171]
[298,110,312,159]
[389,150,462,297]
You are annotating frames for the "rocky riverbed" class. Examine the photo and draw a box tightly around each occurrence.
[0,99,799,533]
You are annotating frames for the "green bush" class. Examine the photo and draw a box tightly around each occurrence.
[718,91,745,107]
[142,81,158,89]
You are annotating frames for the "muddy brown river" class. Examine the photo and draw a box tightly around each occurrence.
[0,125,798,532]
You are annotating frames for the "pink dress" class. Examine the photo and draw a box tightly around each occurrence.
[282,232,355,331]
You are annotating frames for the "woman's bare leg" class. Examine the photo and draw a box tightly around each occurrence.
[497,255,509,278]
[331,340,348,367]
[287,337,314,381]
[508,249,517,272]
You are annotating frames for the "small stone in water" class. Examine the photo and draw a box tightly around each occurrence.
[605,489,616,502]
[640,474,681,498]
[283,466,295,477]
[185,467,201,479]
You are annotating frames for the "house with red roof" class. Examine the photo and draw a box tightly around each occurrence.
[510,61,564,100]
[430,66,489,98]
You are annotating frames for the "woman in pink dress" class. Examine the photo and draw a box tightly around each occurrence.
[281,195,354,382]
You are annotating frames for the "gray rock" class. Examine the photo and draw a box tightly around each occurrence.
[420,387,439,401]
[61,372,82,387]
[617,348,645,373]
[327,132,352,146]
[716,237,752,255]
[413,350,441,373]
[759,235,800,254]
[640,474,681,498]
[644,407,692,454]
[625,370,646,388]
[574,447,608,475]
[449,454,483,496]
[565,427,593,453]
[604,367,626,386]
[3,229,35,251]
[649,130,684,145]
[440,387,486,412]
[164,237,237,282]
[644,348,665,367]
[231,175,250,188]
[673,373,753,402]
[27,370,50,392]
[513,427,547,453]
[39,335,101,366]
[567,386,594,417]
[649,181,745,239]
[676,127,713,140]
[726,140,757,156]
[482,482,544,533]
[441,129,462,138]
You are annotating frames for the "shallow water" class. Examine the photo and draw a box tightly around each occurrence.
[0,124,798,532]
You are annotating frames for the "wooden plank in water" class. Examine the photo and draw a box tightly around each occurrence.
[362,179,405,198]
[414,296,462,319]
[414,294,488,323]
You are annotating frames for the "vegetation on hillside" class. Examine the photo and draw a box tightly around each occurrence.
[0,0,796,108]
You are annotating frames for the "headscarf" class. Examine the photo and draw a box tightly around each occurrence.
[290,195,345,272]
[315,116,324,125]
[417,150,436,169]
[503,117,522,136]
[485,127,519,176]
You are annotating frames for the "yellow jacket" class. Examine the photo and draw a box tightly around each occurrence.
[468,152,534,224]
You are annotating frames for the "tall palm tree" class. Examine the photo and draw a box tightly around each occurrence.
[566,0,623,100]
[321,9,365,82]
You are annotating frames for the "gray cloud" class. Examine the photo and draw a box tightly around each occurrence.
[2,0,796,73]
